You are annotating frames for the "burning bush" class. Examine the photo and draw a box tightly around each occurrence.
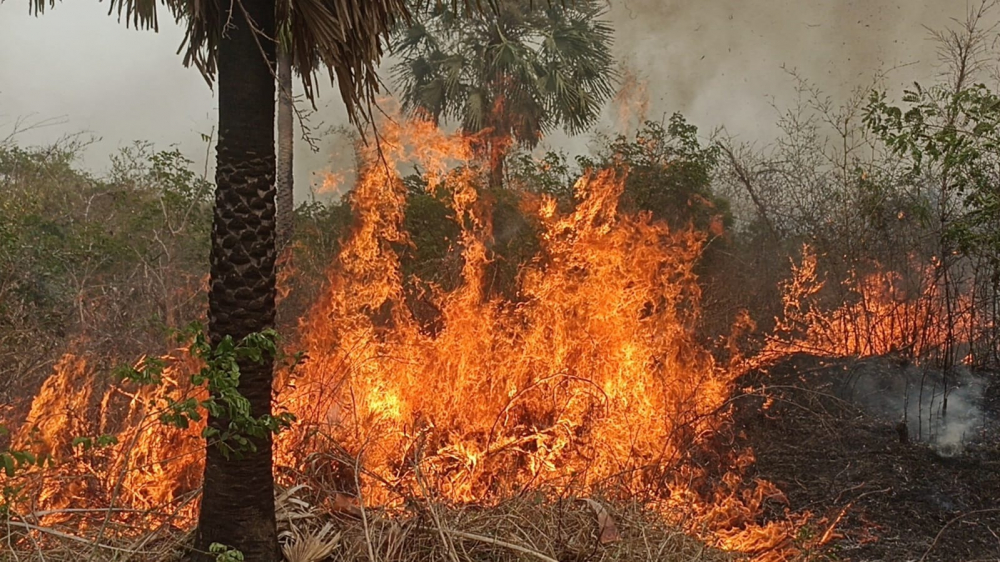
[273,118,795,554]
[1,119,794,559]
[765,245,992,368]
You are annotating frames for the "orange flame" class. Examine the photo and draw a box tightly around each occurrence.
[274,116,788,552]
[4,349,203,529]
[3,116,797,557]
[765,244,980,364]
[613,61,650,134]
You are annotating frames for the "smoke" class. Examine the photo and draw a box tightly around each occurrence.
[0,3,213,161]
[605,0,967,122]
[545,0,981,154]
[0,1,986,196]
[839,359,992,456]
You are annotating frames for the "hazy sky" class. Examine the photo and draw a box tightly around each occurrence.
[0,1,982,200]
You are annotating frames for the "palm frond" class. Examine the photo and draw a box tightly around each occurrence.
[28,0,503,128]
[26,0,55,16]
[391,0,616,147]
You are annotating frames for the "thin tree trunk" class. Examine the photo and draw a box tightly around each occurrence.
[189,0,280,559]
[720,143,779,241]
[489,153,505,189]
[487,133,507,189]
[276,47,294,253]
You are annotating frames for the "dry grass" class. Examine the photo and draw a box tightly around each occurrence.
[285,496,728,562]
[0,485,728,562]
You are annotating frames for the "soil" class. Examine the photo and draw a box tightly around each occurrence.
[732,353,1000,562]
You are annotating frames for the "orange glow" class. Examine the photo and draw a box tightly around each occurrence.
[765,245,978,363]
[613,62,650,134]
[3,116,794,557]
[273,116,789,552]
[4,349,204,530]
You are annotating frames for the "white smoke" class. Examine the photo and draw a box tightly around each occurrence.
[1,0,983,199]
[842,359,992,456]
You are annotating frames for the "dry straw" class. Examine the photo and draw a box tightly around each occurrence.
[1,484,729,561]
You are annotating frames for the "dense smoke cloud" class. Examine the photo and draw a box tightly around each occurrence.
[0,0,981,197]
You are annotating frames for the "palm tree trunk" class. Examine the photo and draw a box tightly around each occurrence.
[489,152,505,189]
[488,136,506,189]
[190,0,280,560]
[276,47,294,253]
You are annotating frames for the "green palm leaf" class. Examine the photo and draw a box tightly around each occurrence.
[391,0,617,150]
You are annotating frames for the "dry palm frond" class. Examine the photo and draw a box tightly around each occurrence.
[27,0,504,128]
[277,484,318,523]
[277,485,343,562]
[280,521,342,562]
[0,492,730,561]
[324,494,728,562]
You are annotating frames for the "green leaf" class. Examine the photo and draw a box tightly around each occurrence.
[1,454,15,477]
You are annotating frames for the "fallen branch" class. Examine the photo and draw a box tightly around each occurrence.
[919,509,1000,562]
[4,520,148,555]
[436,528,560,562]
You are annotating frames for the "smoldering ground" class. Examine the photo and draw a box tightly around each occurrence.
[831,356,996,456]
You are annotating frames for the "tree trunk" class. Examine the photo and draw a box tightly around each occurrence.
[189,0,280,560]
[489,152,505,189]
[276,47,294,253]
[488,138,506,189]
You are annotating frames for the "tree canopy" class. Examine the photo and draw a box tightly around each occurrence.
[391,0,617,150]
[26,0,416,123]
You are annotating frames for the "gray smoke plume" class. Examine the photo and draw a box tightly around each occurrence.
[294,0,996,205]
[546,0,983,155]
[838,359,992,456]
[0,1,987,196]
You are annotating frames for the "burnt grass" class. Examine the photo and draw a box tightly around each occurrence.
[729,353,1000,561]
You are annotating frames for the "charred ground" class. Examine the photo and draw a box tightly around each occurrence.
[732,353,1000,561]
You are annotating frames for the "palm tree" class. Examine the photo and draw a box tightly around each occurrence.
[191,2,281,558]
[28,0,412,559]
[276,25,295,254]
[391,0,617,187]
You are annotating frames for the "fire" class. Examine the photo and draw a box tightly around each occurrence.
[14,353,94,464]
[3,116,795,557]
[3,349,203,530]
[765,245,980,363]
[613,61,650,134]
[274,116,789,551]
